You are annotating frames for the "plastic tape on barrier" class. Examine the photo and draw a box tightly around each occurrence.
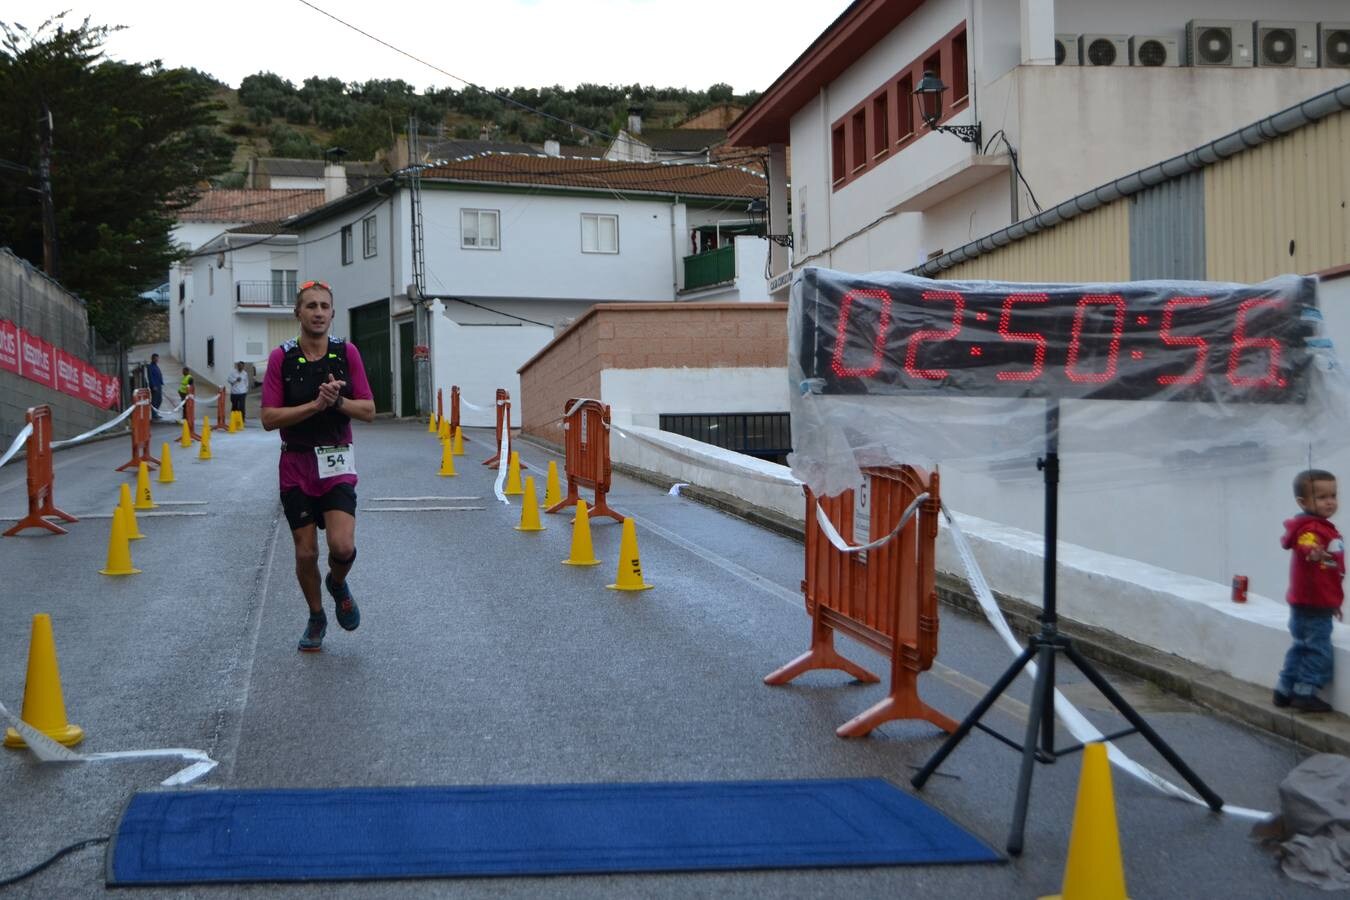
[611,423,803,489]
[459,396,490,411]
[50,402,139,448]
[668,483,687,496]
[939,504,1269,821]
[814,492,926,555]
[492,424,509,505]
[0,423,34,470]
[0,698,216,787]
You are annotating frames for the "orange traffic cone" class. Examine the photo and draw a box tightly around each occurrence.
[1040,742,1129,900]
[3,614,84,748]
[544,460,562,508]
[608,517,653,591]
[134,461,157,509]
[158,442,176,484]
[452,425,465,456]
[437,439,457,477]
[515,476,545,532]
[99,505,141,576]
[562,499,600,566]
[504,451,524,496]
[118,483,145,541]
[179,419,192,448]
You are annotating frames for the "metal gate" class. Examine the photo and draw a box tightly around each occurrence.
[349,300,391,413]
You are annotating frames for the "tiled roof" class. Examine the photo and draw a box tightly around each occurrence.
[176,189,325,223]
[418,154,765,198]
[425,139,539,161]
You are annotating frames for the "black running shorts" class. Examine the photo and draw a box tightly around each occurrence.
[281,483,357,531]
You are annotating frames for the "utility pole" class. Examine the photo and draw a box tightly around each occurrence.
[407,116,431,417]
[38,102,58,278]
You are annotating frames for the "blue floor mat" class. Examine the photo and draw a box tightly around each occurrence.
[107,778,1001,885]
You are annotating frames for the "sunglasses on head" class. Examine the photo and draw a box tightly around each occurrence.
[298,280,331,292]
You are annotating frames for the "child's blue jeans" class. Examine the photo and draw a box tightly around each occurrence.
[1277,606,1335,697]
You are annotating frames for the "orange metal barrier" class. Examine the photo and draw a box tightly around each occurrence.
[184,387,201,441]
[3,406,78,537]
[117,388,159,472]
[766,465,954,738]
[482,388,509,468]
[436,388,444,427]
[546,399,623,523]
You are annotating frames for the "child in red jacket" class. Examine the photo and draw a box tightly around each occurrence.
[1275,469,1344,713]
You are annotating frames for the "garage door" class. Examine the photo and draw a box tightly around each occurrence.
[349,300,392,413]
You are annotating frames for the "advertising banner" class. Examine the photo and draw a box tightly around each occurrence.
[0,320,18,374]
[56,349,83,398]
[19,330,54,388]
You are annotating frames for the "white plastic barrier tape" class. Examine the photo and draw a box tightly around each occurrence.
[50,400,141,449]
[814,492,927,555]
[492,402,509,505]
[940,504,1269,820]
[0,423,34,470]
[0,699,216,787]
[460,396,490,412]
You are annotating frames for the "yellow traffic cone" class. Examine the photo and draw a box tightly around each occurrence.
[134,461,158,509]
[608,517,654,591]
[452,425,465,456]
[428,413,438,434]
[544,460,563,508]
[1040,742,1129,900]
[179,419,192,448]
[227,410,239,433]
[119,483,145,541]
[437,439,457,477]
[158,442,176,484]
[515,476,545,532]
[198,421,212,460]
[99,505,141,576]
[562,499,600,566]
[3,614,84,748]
[438,416,451,442]
[504,451,524,496]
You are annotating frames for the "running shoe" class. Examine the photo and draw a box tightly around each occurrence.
[298,612,327,652]
[326,572,360,631]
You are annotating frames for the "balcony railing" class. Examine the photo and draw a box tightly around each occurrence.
[682,244,735,291]
[236,280,294,308]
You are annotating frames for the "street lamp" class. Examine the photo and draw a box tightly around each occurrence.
[912,71,981,146]
[746,197,793,249]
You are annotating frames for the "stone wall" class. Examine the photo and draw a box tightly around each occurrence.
[0,249,125,448]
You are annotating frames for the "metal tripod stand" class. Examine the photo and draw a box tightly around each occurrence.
[910,402,1224,854]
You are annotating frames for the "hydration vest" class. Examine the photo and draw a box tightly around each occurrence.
[279,337,352,447]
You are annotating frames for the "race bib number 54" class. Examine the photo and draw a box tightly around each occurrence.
[315,444,354,478]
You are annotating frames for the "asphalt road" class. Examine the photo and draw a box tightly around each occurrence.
[0,417,1325,898]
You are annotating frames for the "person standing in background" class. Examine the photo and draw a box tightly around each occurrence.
[227,361,250,418]
[147,353,164,420]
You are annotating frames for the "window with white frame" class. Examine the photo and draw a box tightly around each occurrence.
[341,225,353,265]
[363,215,377,258]
[580,213,619,254]
[461,209,500,249]
[270,269,297,306]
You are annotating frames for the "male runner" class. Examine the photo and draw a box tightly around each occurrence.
[260,280,376,651]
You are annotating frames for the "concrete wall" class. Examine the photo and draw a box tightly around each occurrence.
[430,300,554,428]
[0,250,123,446]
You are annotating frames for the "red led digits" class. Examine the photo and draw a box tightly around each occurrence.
[995,293,1048,381]
[904,290,965,380]
[1065,295,1125,383]
[1156,296,1210,386]
[830,288,892,378]
[1228,297,1285,388]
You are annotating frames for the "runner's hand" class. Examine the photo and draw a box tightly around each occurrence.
[316,374,347,409]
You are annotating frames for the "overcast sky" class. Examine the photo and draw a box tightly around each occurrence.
[11,2,850,94]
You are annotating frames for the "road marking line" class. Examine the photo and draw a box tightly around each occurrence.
[358,506,486,512]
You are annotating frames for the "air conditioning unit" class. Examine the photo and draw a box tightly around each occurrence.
[1054,33,1080,65]
[1321,22,1350,68]
[1130,35,1180,67]
[1255,22,1317,67]
[1186,20,1254,67]
[1080,34,1130,66]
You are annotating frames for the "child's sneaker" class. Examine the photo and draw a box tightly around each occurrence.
[298,613,327,652]
[326,572,360,631]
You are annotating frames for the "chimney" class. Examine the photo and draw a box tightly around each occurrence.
[323,163,346,203]
[544,139,561,157]
[479,123,492,141]
[627,105,642,135]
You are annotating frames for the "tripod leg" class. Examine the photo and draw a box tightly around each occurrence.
[912,644,1037,790]
[1008,643,1055,856]
[1063,641,1224,811]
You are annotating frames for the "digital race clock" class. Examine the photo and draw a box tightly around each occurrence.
[796,268,1319,404]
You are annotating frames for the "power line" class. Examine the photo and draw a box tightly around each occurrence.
[294,0,614,143]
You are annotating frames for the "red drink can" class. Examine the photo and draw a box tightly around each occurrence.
[1232,575,1248,603]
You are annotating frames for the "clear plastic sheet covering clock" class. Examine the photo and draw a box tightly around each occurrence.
[788,267,1350,498]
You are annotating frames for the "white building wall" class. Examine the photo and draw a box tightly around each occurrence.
[732,236,772,301]
[602,367,790,429]
[419,188,680,302]
[428,299,554,427]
